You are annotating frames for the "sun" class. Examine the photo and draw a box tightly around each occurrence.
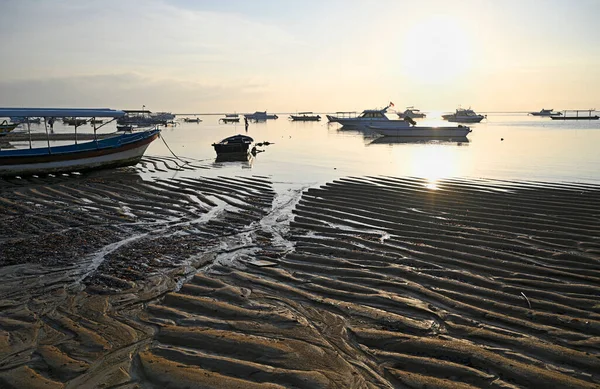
[401,15,472,84]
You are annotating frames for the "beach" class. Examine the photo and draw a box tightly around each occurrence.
[1,165,599,388]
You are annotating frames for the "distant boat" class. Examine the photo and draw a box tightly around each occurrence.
[244,111,278,121]
[118,110,170,126]
[327,103,392,127]
[212,134,253,155]
[397,106,426,119]
[183,117,202,123]
[63,118,88,126]
[0,108,159,177]
[0,120,19,137]
[529,108,561,116]
[289,112,321,121]
[220,114,240,123]
[10,117,42,124]
[442,108,485,123]
[550,109,599,120]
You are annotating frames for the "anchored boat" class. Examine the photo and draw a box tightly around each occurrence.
[550,109,599,120]
[0,108,160,177]
[442,107,486,123]
[289,112,321,121]
[212,134,253,156]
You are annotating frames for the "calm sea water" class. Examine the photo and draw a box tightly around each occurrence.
[7,113,600,185]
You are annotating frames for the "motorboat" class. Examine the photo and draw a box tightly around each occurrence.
[397,106,426,119]
[0,120,19,137]
[529,108,561,116]
[326,103,392,127]
[212,134,253,155]
[244,111,278,121]
[442,108,485,123]
[289,112,321,121]
[220,114,240,123]
[0,108,159,177]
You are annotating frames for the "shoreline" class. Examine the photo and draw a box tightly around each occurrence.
[0,173,599,388]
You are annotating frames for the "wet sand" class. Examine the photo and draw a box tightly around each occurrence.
[1,168,599,388]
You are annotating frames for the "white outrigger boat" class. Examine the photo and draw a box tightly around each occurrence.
[367,116,471,137]
[0,108,160,177]
[368,122,472,137]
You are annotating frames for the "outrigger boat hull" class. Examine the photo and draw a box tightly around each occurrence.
[368,125,471,137]
[0,129,159,177]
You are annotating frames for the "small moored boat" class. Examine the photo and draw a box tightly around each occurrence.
[220,114,240,123]
[550,109,599,120]
[290,112,321,121]
[327,103,392,127]
[529,108,561,116]
[183,117,202,123]
[442,107,485,123]
[212,134,253,155]
[397,106,426,119]
[244,111,278,121]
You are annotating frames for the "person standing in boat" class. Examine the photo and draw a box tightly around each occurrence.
[244,117,249,131]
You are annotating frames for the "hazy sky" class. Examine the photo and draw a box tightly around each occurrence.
[1,0,598,113]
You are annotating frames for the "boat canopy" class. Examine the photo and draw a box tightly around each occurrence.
[0,108,126,118]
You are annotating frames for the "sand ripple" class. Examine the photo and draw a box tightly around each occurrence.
[1,176,599,388]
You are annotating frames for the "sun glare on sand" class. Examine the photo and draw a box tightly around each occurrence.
[401,16,472,84]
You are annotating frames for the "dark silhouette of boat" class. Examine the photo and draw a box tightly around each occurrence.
[550,109,598,120]
[212,134,253,155]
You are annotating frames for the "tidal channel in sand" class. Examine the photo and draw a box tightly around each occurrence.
[1,166,599,388]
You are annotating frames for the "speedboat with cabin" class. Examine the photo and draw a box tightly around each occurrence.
[326,104,392,127]
[244,111,278,121]
[442,108,485,123]
[212,134,253,155]
[529,108,561,116]
[0,108,160,177]
[289,112,321,121]
[397,106,426,119]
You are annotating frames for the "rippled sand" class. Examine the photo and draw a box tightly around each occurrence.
[1,166,599,388]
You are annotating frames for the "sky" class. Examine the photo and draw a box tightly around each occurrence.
[0,0,599,113]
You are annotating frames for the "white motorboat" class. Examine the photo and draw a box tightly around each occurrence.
[368,120,471,137]
[442,108,485,123]
[529,108,561,116]
[326,103,392,127]
[397,106,426,119]
[244,111,278,120]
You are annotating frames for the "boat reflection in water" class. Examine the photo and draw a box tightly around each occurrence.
[368,135,470,146]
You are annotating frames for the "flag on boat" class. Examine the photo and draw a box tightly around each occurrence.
[389,102,394,107]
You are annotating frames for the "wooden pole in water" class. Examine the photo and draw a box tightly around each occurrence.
[27,120,32,149]
[43,117,51,154]
[93,117,98,148]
